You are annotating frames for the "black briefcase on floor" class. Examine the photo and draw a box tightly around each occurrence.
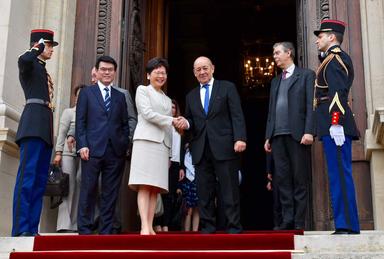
[44,164,69,208]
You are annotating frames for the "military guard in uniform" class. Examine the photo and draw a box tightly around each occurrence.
[12,29,58,236]
[313,20,360,234]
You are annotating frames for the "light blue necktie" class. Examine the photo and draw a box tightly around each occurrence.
[104,87,111,112]
[203,84,210,115]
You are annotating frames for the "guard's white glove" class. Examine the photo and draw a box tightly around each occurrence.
[329,124,345,146]
[38,38,45,45]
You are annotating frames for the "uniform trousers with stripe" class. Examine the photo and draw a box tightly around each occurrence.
[322,135,360,233]
[12,137,52,236]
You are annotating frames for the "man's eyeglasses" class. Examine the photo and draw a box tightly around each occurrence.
[99,67,115,73]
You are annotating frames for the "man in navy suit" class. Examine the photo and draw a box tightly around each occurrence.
[177,56,247,234]
[76,55,130,234]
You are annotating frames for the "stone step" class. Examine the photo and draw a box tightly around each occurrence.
[293,252,384,259]
[295,231,384,253]
[0,237,34,259]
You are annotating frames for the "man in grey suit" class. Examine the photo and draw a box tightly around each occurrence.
[264,42,315,230]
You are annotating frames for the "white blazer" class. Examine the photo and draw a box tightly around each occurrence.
[133,85,173,148]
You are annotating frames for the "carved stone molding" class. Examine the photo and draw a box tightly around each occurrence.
[128,0,145,89]
[317,0,330,22]
[296,0,305,67]
[97,0,112,56]
[0,129,19,158]
[373,108,384,145]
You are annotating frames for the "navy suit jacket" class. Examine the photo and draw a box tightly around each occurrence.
[185,80,247,164]
[16,43,53,147]
[75,84,130,157]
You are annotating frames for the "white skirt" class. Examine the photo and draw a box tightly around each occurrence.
[128,139,169,193]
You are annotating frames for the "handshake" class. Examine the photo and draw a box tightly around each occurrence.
[172,116,188,130]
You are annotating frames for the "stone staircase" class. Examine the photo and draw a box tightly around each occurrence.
[1,231,383,258]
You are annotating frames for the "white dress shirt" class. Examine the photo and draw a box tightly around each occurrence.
[283,64,295,79]
[199,78,214,107]
[170,127,181,163]
[98,81,112,100]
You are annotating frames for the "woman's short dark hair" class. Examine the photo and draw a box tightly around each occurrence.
[95,55,117,70]
[73,84,86,97]
[146,57,169,74]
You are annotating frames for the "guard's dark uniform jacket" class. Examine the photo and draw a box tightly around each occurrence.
[313,45,359,139]
[16,43,53,147]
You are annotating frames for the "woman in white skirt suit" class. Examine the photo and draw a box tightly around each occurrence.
[129,57,180,235]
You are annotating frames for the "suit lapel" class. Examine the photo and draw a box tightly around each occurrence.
[207,80,219,116]
[193,86,205,115]
[91,85,107,112]
[271,78,279,108]
[108,87,120,118]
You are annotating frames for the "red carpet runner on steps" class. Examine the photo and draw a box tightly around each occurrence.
[10,230,302,259]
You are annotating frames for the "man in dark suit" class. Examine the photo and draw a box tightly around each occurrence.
[264,42,315,230]
[76,55,130,234]
[313,20,360,234]
[12,29,58,237]
[177,56,247,234]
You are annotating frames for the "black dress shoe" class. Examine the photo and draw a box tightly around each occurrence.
[277,222,294,230]
[332,228,349,235]
[57,229,77,233]
[17,232,34,237]
[111,228,122,234]
[227,228,243,234]
[200,227,216,234]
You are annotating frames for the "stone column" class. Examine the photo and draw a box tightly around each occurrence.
[361,0,384,229]
[0,0,77,235]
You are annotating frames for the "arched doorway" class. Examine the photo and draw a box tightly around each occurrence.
[166,0,297,230]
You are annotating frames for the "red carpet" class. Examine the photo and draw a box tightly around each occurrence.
[11,251,292,259]
[10,231,300,258]
[33,233,296,251]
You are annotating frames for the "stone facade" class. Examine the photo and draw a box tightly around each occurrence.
[0,0,383,236]
[361,0,384,230]
[0,0,76,235]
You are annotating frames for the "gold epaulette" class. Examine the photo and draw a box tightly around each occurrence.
[330,47,342,53]
[329,47,348,75]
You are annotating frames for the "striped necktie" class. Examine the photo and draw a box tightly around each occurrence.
[104,87,111,112]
